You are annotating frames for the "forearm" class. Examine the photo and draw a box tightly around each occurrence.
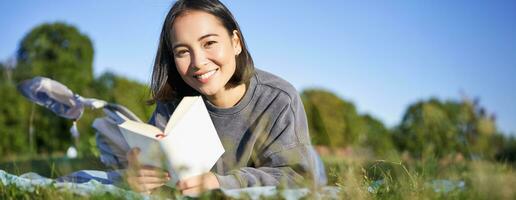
[214,145,325,189]
[216,166,304,188]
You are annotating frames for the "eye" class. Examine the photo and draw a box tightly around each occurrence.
[174,49,189,57]
[204,41,217,48]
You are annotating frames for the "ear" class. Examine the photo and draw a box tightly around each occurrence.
[231,30,242,56]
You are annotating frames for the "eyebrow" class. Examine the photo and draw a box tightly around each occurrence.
[172,33,219,49]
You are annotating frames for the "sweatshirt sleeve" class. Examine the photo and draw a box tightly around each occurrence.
[147,101,173,130]
[214,93,327,189]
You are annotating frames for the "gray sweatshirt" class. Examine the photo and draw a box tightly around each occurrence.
[149,69,327,189]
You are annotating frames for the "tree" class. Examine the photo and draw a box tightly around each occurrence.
[9,22,94,156]
[361,114,395,156]
[395,98,499,159]
[15,22,94,93]
[93,72,155,120]
[301,89,365,148]
[395,99,457,158]
[495,135,516,163]
[0,22,158,159]
[0,65,31,156]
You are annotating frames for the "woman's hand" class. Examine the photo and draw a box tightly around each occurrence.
[176,172,220,196]
[125,148,170,193]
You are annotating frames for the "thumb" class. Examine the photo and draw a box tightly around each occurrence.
[127,147,141,168]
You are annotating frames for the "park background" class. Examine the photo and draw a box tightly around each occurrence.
[1,0,515,199]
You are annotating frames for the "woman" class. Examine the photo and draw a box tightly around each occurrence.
[125,0,326,195]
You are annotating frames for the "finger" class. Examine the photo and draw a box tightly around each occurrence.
[176,175,202,190]
[181,186,202,196]
[128,176,166,192]
[142,183,166,191]
[135,176,170,184]
[127,176,148,192]
[127,147,140,158]
[127,148,141,168]
[138,166,170,177]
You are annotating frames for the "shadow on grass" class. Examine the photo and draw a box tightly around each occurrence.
[0,156,107,178]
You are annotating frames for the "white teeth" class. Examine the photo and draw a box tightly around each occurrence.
[195,69,217,79]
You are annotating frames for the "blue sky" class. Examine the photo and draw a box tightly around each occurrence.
[1,0,515,135]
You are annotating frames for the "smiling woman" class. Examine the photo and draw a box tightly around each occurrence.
[171,10,245,107]
[124,0,327,196]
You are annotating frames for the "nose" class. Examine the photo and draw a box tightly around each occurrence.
[190,48,208,70]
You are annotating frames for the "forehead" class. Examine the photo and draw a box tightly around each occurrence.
[170,10,227,41]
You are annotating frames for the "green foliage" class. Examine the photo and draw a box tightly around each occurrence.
[0,181,136,200]
[301,89,366,147]
[361,114,396,156]
[395,99,458,157]
[495,135,516,163]
[0,22,154,160]
[0,70,31,156]
[301,88,512,162]
[323,154,516,200]
[5,22,95,157]
[15,22,94,93]
[93,72,155,120]
[394,98,500,159]
[301,88,395,156]
[2,156,515,199]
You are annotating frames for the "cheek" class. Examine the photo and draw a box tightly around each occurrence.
[210,46,235,66]
[174,58,191,75]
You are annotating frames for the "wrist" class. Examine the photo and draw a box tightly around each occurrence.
[213,173,241,189]
[207,172,221,189]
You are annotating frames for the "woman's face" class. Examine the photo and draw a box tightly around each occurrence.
[171,10,242,97]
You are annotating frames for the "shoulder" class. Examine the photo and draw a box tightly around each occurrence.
[154,100,176,114]
[148,100,176,129]
[252,69,310,144]
[254,68,300,104]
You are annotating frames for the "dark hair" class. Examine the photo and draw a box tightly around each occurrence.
[149,0,255,104]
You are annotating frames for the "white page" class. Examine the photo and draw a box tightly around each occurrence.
[160,96,225,183]
[119,120,166,168]
[164,96,198,134]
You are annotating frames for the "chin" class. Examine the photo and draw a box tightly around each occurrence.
[189,79,226,97]
[197,87,220,97]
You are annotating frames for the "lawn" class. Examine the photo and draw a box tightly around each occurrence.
[1,153,515,199]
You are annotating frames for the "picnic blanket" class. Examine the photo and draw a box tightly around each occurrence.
[0,169,341,199]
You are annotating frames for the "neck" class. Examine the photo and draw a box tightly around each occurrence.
[206,83,247,108]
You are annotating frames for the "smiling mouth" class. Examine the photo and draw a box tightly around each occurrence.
[194,68,218,82]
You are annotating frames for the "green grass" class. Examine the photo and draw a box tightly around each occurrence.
[323,153,516,200]
[1,154,515,199]
[0,183,130,200]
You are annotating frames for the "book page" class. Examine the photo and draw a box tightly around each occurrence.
[159,96,224,182]
[119,120,162,138]
[119,120,167,168]
[164,96,198,134]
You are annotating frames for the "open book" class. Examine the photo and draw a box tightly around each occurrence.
[117,96,225,187]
